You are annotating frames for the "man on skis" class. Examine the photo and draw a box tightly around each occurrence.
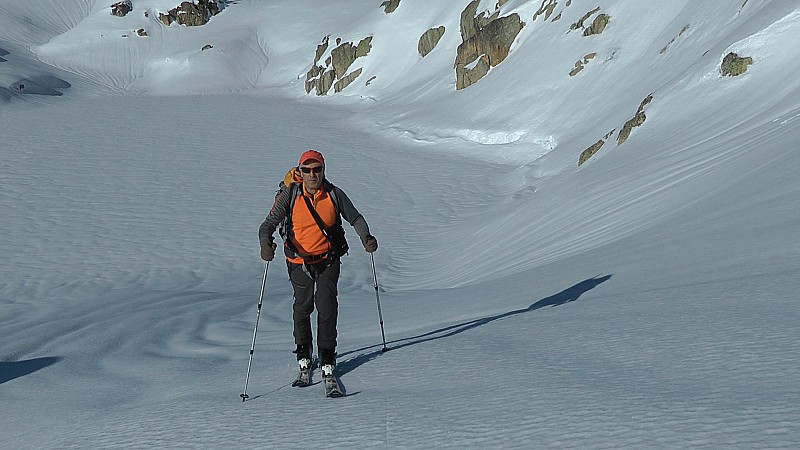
[259,149,378,393]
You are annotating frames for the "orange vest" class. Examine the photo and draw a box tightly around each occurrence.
[287,185,336,263]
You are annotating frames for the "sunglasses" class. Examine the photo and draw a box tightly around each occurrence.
[299,166,324,174]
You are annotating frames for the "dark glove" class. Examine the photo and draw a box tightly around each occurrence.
[261,242,277,261]
[361,234,378,253]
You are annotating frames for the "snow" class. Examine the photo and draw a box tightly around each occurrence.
[2,0,799,447]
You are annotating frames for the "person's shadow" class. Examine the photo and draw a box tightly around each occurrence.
[337,275,612,376]
[0,357,62,384]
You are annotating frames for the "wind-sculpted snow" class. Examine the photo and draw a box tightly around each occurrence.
[0,0,93,44]
[31,7,270,93]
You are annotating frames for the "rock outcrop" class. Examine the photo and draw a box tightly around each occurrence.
[454,0,525,90]
[570,7,609,36]
[578,94,654,166]
[111,1,132,17]
[306,36,373,95]
[721,52,753,76]
[534,0,558,21]
[578,129,615,166]
[617,94,653,145]
[569,52,596,76]
[418,26,445,58]
[159,1,223,27]
[660,24,690,54]
[380,0,400,14]
[583,13,609,36]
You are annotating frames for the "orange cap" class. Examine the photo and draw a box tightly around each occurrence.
[299,149,324,166]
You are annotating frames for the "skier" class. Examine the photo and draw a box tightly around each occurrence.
[259,149,378,395]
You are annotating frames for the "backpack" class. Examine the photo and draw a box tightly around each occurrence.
[276,167,349,260]
[276,167,303,244]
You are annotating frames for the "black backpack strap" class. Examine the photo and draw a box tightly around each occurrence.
[301,194,331,239]
[301,186,349,258]
[283,183,303,257]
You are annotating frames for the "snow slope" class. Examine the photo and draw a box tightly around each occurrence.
[2,0,799,447]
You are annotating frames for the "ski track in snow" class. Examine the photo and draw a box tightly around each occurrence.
[5,270,799,448]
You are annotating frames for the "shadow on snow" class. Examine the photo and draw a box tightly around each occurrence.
[337,275,612,376]
[0,356,62,384]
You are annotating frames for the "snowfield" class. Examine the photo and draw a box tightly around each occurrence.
[2,0,799,448]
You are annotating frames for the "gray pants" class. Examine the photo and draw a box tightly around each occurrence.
[288,259,340,352]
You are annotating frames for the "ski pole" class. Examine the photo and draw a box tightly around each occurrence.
[370,253,389,352]
[240,261,269,402]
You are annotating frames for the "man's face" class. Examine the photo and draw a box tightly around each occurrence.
[299,161,324,191]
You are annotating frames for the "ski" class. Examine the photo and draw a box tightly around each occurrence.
[324,374,343,397]
[292,358,315,387]
[321,364,343,397]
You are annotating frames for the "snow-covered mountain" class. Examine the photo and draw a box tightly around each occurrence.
[2,1,799,447]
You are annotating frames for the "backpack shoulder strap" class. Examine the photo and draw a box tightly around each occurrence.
[282,182,303,248]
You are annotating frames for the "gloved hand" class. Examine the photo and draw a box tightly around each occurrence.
[261,242,277,261]
[361,234,378,253]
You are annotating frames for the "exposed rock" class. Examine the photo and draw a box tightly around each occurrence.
[571,7,610,36]
[136,28,148,37]
[460,1,482,42]
[202,44,213,50]
[459,1,502,42]
[356,36,373,58]
[159,1,223,27]
[330,42,356,79]
[418,26,445,58]
[534,0,558,22]
[335,67,363,93]
[306,64,322,81]
[460,54,491,90]
[314,36,329,65]
[569,52,596,76]
[306,36,373,95]
[570,7,600,31]
[578,129,614,166]
[660,24,690,54]
[380,0,400,14]
[314,70,336,96]
[579,140,604,166]
[330,37,372,79]
[617,94,653,145]
[583,14,609,36]
[721,52,753,76]
[455,1,525,90]
[174,2,207,26]
[366,75,377,86]
[111,1,132,17]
